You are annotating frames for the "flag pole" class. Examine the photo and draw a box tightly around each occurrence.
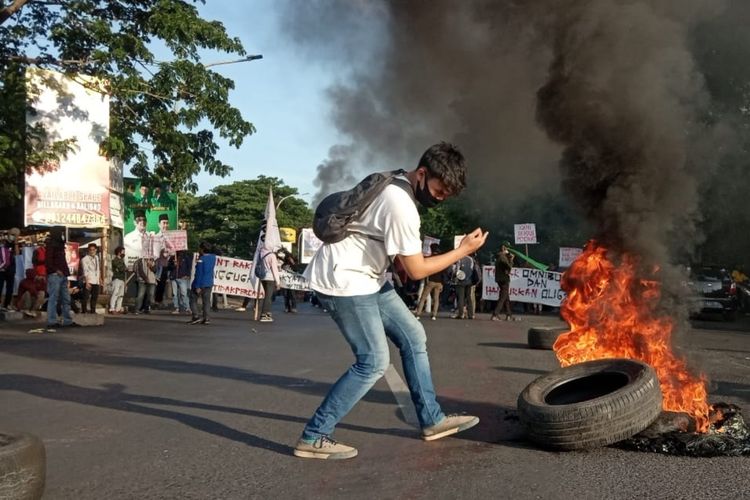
[253,278,262,321]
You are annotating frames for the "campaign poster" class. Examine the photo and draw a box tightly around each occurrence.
[122,177,178,233]
[65,242,80,277]
[24,69,112,228]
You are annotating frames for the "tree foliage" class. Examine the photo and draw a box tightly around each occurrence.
[0,0,255,211]
[181,176,313,259]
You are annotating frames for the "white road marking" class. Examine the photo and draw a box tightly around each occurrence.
[384,364,419,427]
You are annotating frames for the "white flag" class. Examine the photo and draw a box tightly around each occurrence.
[250,187,282,290]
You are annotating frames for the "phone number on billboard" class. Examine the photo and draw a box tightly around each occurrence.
[34,212,107,226]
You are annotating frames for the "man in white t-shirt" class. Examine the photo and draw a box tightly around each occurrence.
[294,142,488,460]
[80,243,101,314]
[124,210,150,270]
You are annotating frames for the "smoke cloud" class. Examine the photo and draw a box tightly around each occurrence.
[280,1,737,279]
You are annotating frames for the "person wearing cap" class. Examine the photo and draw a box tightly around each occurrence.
[491,242,516,321]
[124,209,150,269]
[154,213,176,257]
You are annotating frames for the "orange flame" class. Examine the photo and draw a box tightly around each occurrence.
[555,241,710,432]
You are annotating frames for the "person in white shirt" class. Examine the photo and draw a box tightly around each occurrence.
[80,243,101,314]
[154,213,176,257]
[294,142,488,460]
[124,210,150,270]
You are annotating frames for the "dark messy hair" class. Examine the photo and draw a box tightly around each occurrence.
[417,142,467,195]
[199,241,212,253]
[114,246,124,255]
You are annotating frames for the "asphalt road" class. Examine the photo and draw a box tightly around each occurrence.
[1,303,749,499]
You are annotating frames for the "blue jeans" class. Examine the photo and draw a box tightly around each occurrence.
[47,274,73,326]
[301,282,445,441]
[172,278,189,311]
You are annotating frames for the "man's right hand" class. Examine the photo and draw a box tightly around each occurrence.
[459,228,489,254]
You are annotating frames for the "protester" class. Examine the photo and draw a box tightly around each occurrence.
[413,243,448,320]
[134,256,156,314]
[491,242,517,321]
[154,248,171,306]
[467,252,481,318]
[295,142,488,460]
[0,230,19,310]
[80,243,101,314]
[44,228,78,330]
[451,253,476,319]
[171,250,191,314]
[32,237,47,293]
[257,246,281,322]
[210,246,224,312]
[189,241,216,325]
[15,269,45,318]
[280,250,298,313]
[109,246,126,314]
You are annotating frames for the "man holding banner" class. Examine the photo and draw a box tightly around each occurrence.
[491,242,517,321]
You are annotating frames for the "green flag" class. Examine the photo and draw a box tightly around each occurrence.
[507,246,548,271]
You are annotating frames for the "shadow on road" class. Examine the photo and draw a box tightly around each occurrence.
[493,366,549,376]
[476,342,528,350]
[0,336,397,404]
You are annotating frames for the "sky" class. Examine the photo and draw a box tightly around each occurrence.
[191,0,346,205]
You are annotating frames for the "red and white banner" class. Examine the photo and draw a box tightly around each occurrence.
[210,255,310,298]
[211,255,260,298]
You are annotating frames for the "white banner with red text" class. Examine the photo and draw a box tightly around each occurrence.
[210,255,310,298]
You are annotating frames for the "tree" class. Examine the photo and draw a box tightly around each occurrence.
[181,177,313,259]
[0,0,255,212]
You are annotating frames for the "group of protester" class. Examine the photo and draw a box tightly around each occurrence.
[408,240,518,322]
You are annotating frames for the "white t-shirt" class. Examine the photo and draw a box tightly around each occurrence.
[81,254,100,285]
[304,177,422,296]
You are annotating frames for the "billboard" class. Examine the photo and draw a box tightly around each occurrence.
[122,178,179,267]
[24,69,112,227]
[122,178,178,233]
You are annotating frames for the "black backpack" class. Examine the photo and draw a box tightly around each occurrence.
[313,169,413,244]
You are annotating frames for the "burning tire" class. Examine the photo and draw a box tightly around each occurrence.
[517,358,662,450]
[0,432,46,500]
[527,326,568,350]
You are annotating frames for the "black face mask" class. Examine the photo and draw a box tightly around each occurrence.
[414,174,442,208]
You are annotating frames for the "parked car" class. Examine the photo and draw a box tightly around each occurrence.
[687,265,739,321]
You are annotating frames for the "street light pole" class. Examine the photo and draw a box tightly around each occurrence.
[203,55,263,68]
[276,192,309,210]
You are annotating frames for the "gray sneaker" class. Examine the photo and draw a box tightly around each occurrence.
[421,414,479,441]
[293,436,358,460]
